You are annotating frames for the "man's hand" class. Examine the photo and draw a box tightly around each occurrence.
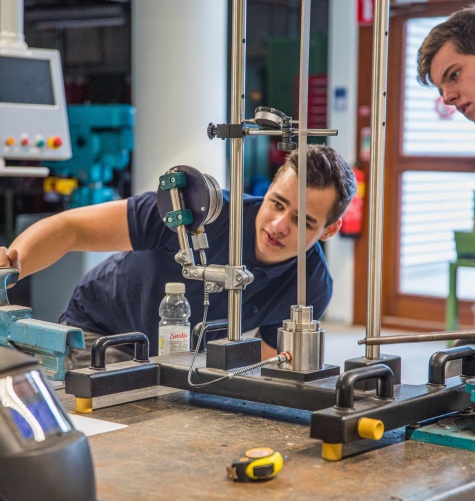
[0,247,21,272]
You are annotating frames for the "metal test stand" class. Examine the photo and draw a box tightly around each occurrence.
[2,0,475,461]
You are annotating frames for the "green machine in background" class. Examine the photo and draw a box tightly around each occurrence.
[29,104,135,325]
[44,104,135,208]
[0,106,135,371]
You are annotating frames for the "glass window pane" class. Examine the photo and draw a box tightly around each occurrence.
[403,18,475,156]
[399,171,475,300]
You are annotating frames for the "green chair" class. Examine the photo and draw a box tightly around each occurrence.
[446,230,475,331]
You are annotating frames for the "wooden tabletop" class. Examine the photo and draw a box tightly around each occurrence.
[58,387,475,501]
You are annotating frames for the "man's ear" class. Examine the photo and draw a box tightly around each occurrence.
[320,218,342,241]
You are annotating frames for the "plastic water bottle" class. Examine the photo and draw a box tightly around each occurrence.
[158,282,191,355]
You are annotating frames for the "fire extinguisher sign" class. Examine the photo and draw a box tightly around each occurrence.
[340,167,365,238]
[357,0,374,26]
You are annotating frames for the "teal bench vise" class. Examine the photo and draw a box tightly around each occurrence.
[467,378,475,403]
[0,268,85,381]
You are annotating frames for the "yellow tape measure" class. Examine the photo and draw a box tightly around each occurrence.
[226,447,284,482]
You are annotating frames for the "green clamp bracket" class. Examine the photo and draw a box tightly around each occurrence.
[465,378,475,403]
[159,172,187,191]
[164,209,194,228]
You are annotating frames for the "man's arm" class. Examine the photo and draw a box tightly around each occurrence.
[0,199,131,280]
[256,330,277,360]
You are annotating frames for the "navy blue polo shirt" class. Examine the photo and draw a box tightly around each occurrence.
[60,190,332,356]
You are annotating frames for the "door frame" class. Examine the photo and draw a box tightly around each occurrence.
[353,0,475,331]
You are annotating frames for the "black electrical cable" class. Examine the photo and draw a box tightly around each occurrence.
[187,285,290,389]
[187,287,231,388]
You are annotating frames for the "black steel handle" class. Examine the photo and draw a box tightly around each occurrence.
[191,319,228,351]
[335,364,394,410]
[90,332,149,369]
[428,346,475,385]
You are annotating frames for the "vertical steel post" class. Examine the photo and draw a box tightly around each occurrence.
[365,0,390,359]
[228,0,247,341]
[297,0,311,306]
[0,0,26,48]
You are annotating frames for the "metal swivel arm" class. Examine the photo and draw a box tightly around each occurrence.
[208,106,337,152]
[157,165,254,294]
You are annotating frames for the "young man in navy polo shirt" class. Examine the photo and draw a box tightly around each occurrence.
[0,144,356,364]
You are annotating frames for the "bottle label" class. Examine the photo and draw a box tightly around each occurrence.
[159,325,190,355]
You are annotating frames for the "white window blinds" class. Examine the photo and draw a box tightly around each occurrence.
[399,18,475,301]
[404,17,475,156]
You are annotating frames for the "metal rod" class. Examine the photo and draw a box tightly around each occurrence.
[170,188,192,256]
[228,0,246,341]
[4,188,14,245]
[0,158,50,178]
[297,0,311,306]
[246,129,338,137]
[365,0,390,360]
[0,0,26,48]
[359,330,475,345]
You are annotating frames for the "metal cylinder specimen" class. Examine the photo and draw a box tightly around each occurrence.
[277,305,324,371]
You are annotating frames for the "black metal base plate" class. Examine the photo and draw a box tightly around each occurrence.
[66,361,159,398]
[261,364,340,382]
[206,338,261,370]
[344,354,401,390]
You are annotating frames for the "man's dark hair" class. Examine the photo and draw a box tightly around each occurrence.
[417,5,475,86]
[274,144,357,226]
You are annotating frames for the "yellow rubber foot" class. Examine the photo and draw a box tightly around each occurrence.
[358,417,384,440]
[76,397,93,413]
[322,442,342,461]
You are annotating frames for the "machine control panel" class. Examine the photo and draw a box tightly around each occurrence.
[0,47,71,161]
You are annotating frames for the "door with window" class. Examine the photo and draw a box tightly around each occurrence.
[354,1,475,331]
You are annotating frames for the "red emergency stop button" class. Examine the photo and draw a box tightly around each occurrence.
[48,136,63,149]
[21,137,30,146]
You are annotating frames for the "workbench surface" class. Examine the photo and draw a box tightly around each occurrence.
[59,387,475,501]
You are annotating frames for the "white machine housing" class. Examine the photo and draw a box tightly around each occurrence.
[0,46,71,160]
